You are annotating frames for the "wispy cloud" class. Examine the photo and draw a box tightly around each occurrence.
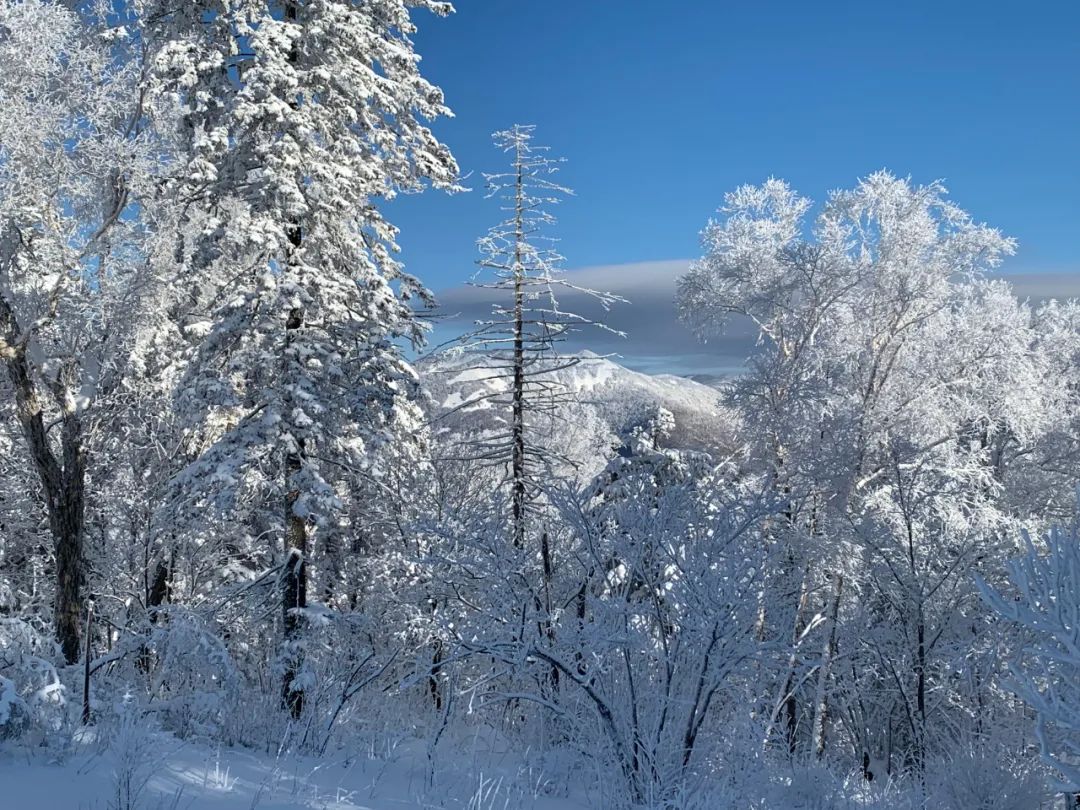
[426,261,1080,376]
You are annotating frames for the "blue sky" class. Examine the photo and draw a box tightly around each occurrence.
[389,1,1080,371]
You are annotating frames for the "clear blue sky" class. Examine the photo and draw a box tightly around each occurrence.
[388,0,1079,296]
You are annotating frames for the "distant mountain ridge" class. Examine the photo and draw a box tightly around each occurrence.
[418,351,737,481]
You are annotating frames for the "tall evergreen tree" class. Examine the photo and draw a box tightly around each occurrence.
[148,0,459,716]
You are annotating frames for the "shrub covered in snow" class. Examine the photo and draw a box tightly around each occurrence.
[0,620,65,746]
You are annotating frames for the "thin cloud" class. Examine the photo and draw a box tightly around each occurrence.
[427,260,1080,376]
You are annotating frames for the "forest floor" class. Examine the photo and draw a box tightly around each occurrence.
[0,734,590,810]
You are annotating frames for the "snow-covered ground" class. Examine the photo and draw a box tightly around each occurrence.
[0,736,589,810]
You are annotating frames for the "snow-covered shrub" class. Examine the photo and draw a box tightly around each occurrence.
[0,675,31,740]
[0,619,65,745]
[433,428,771,808]
[760,763,864,810]
[980,517,1080,793]
[926,750,1045,810]
[560,441,768,806]
[101,695,167,810]
[93,695,180,810]
[142,608,242,741]
[272,606,419,755]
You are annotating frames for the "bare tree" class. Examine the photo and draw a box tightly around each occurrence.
[452,124,622,550]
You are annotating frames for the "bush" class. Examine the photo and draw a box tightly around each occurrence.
[927,751,1045,810]
[0,618,65,746]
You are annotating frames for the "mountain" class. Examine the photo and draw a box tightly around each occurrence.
[418,351,738,482]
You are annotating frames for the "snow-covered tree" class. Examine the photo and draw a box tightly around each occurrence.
[678,172,1080,774]
[0,0,153,663]
[454,124,622,550]
[147,0,459,716]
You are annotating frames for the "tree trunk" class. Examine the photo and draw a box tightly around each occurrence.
[138,557,172,675]
[279,0,308,720]
[56,376,87,665]
[429,636,444,711]
[147,557,171,617]
[53,499,85,665]
[0,300,86,664]
[914,603,927,777]
[82,600,93,724]
[281,265,307,719]
[539,530,559,694]
[281,476,307,719]
[510,149,526,550]
[812,572,843,759]
[764,559,810,754]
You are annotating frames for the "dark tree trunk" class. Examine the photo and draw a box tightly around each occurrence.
[0,297,86,664]
[147,558,171,616]
[58,404,86,652]
[281,493,307,719]
[82,601,93,724]
[53,498,85,665]
[281,279,308,720]
[773,561,809,754]
[510,155,526,550]
[429,637,444,711]
[279,0,308,720]
[914,605,926,777]
[138,557,172,675]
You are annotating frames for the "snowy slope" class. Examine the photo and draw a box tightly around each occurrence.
[419,351,737,480]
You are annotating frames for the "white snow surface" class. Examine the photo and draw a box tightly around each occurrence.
[0,735,590,810]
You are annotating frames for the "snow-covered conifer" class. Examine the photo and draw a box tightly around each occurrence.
[147,0,459,715]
